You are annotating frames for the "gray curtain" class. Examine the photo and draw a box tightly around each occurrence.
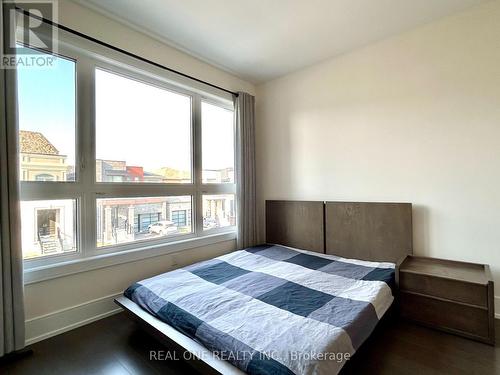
[1,1,25,357]
[235,92,258,249]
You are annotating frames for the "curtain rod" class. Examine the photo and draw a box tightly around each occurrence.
[15,7,239,97]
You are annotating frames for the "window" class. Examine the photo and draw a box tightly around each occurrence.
[17,34,236,270]
[18,47,79,261]
[202,101,234,183]
[203,194,236,230]
[171,210,187,227]
[95,69,192,183]
[20,199,77,259]
[17,47,76,182]
[96,196,192,247]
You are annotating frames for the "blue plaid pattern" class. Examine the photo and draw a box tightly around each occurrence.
[125,244,395,375]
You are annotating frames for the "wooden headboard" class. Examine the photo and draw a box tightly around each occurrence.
[265,200,412,263]
[265,200,324,253]
[325,202,412,263]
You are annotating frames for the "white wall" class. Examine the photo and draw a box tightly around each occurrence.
[24,0,254,344]
[59,1,254,95]
[256,1,500,313]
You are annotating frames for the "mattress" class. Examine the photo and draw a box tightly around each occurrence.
[124,244,395,375]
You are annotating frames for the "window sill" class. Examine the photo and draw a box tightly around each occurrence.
[24,231,237,285]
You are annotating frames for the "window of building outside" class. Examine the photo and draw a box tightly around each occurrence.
[17,41,236,268]
[95,196,193,247]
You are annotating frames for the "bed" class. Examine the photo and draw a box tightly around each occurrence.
[116,200,412,375]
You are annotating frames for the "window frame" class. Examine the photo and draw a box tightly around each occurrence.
[19,27,237,274]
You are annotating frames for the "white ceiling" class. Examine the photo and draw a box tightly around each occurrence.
[77,0,487,83]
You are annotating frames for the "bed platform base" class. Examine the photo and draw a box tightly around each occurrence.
[115,296,243,375]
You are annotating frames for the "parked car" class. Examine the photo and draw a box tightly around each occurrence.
[148,221,178,235]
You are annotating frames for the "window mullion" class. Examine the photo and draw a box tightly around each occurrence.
[193,94,203,236]
[200,184,236,195]
[77,57,95,257]
[91,184,195,197]
[20,182,80,200]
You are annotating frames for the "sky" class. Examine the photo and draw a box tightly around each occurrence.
[17,52,234,176]
[17,53,76,166]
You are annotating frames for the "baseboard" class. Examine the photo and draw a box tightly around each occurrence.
[25,292,123,345]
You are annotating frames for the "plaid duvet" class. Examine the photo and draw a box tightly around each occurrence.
[125,244,395,375]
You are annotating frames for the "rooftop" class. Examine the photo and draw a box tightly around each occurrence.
[19,130,59,155]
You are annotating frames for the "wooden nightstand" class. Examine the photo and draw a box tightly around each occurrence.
[399,255,495,345]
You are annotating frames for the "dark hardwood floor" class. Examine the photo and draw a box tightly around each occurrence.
[1,312,499,375]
